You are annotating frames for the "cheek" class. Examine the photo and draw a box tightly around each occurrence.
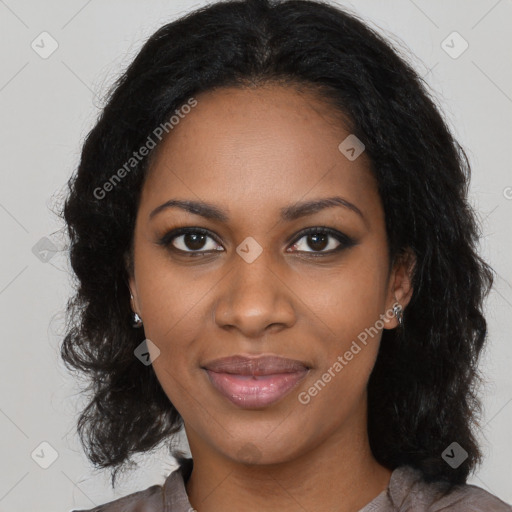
[133,260,215,414]
[294,249,389,335]
[297,252,388,402]
[298,317,383,426]
[134,246,213,340]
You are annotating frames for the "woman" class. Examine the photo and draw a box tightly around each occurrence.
[61,0,511,510]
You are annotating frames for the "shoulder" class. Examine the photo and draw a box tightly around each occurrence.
[389,466,512,511]
[70,482,163,512]
[69,457,194,512]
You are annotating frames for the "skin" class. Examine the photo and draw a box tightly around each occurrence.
[127,84,415,512]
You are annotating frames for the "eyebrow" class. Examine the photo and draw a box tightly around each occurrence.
[149,196,365,223]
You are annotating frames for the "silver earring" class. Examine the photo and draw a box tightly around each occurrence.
[132,312,143,328]
[393,301,403,327]
[130,293,143,328]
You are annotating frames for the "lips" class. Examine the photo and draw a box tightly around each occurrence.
[202,355,310,409]
[203,354,310,375]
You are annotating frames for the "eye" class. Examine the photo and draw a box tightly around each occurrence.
[287,227,356,255]
[157,226,356,257]
[158,227,223,254]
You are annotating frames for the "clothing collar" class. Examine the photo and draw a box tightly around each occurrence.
[162,457,423,512]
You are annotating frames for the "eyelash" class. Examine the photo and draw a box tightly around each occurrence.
[157,226,357,257]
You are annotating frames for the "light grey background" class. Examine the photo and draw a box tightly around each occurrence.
[0,1,511,510]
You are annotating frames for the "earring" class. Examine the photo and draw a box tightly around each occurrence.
[132,312,143,328]
[392,300,403,327]
[130,293,143,328]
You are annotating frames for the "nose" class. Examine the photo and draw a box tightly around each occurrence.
[213,251,297,338]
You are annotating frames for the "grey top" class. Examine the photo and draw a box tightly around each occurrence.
[73,457,512,511]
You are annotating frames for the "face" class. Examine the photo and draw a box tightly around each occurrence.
[127,84,414,466]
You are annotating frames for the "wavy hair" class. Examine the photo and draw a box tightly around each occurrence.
[59,0,494,489]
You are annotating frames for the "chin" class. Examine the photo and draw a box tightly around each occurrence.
[221,434,306,467]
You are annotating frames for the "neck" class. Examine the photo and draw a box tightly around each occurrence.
[184,419,392,512]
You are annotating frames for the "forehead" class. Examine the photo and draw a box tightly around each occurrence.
[140,84,380,226]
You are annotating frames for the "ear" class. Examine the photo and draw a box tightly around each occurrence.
[124,250,141,314]
[383,247,416,329]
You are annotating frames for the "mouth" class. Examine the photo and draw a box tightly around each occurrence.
[202,354,310,409]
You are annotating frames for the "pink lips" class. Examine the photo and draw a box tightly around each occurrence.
[203,355,310,409]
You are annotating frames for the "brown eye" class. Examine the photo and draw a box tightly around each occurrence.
[158,226,356,257]
[179,232,209,251]
[158,227,223,254]
[288,227,356,255]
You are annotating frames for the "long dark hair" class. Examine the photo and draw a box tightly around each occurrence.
[59,0,494,489]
